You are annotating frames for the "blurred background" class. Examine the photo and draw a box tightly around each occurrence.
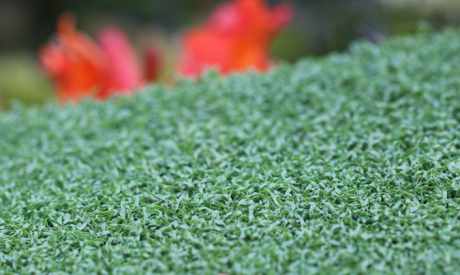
[1,0,460,109]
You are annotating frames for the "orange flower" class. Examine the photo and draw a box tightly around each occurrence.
[40,14,147,103]
[39,14,104,103]
[178,0,294,77]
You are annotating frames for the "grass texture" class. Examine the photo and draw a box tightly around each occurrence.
[1,28,460,274]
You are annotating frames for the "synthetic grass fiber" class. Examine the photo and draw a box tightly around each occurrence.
[2,28,460,274]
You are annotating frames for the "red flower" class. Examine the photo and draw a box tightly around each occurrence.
[40,14,151,103]
[143,45,161,83]
[178,0,293,77]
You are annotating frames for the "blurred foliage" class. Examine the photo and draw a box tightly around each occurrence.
[0,0,384,55]
[1,0,460,109]
[0,54,52,110]
[1,0,460,52]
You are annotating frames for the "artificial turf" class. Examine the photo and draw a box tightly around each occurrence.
[1,27,460,274]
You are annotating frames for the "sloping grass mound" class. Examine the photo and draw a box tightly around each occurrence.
[2,28,460,274]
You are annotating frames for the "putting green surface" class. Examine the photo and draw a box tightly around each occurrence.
[1,28,460,274]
